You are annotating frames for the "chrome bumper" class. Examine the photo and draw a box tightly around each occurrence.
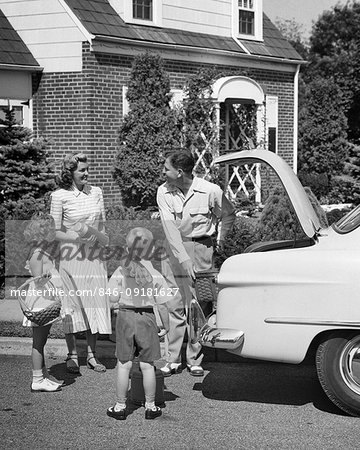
[199,324,244,350]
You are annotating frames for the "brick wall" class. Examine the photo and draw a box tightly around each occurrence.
[32,43,295,205]
[33,43,129,205]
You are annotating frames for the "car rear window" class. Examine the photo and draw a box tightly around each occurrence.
[333,205,360,233]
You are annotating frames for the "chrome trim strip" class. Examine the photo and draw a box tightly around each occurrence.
[265,318,360,327]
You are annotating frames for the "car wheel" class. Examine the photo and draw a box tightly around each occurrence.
[316,332,360,416]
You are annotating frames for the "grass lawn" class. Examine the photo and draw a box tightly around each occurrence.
[0,319,65,339]
[0,320,112,340]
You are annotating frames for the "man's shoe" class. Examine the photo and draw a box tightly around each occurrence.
[145,406,162,420]
[160,363,182,377]
[187,365,204,377]
[107,406,127,420]
[31,378,62,392]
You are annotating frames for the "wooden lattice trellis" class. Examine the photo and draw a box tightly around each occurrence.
[189,103,220,180]
[189,101,263,204]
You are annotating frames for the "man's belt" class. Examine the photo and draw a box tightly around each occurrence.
[190,235,214,243]
[119,307,153,313]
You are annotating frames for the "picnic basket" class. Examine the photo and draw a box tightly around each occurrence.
[17,275,62,326]
[194,270,219,306]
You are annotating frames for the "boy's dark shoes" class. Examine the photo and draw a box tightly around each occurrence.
[107,406,127,420]
[145,406,162,420]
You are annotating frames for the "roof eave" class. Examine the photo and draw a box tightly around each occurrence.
[91,34,305,66]
[0,63,43,72]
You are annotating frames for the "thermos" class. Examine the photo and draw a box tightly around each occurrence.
[73,222,109,247]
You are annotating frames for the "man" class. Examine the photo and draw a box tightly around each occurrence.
[157,151,235,377]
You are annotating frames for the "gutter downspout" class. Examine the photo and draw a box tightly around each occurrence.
[293,64,300,174]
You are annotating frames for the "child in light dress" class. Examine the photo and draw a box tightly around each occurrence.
[22,213,64,392]
[107,227,170,420]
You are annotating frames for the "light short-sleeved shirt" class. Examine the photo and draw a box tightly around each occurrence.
[108,259,171,308]
[50,184,105,232]
[156,177,229,263]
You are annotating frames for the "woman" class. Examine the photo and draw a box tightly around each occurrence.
[50,153,111,373]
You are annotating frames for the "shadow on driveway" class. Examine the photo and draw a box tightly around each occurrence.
[201,358,348,416]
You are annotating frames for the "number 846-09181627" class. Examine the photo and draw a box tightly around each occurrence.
[99,287,179,297]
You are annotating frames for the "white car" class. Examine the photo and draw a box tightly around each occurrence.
[191,150,360,416]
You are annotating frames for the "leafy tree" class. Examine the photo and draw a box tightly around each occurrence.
[275,18,309,60]
[113,53,182,208]
[294,2,360,203]
[331,143,360,205]
[297,77,352,200]
[308,2,360,143]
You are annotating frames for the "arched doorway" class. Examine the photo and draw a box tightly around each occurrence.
[212,76,265,203]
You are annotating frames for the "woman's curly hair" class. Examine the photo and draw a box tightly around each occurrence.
[57,152,88,189]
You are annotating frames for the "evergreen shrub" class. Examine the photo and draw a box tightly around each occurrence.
[0,107,55,289]
[214,216,258,267]
[113,53,182,208]
[215,186,329,269]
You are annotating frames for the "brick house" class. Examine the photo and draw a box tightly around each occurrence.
[0,0,303,204]
[0,9,41,130]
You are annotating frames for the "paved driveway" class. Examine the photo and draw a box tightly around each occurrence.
[0,353,358,449]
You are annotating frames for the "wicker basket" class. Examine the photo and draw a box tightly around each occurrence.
[195,270,219,305]
[18,276,62,327]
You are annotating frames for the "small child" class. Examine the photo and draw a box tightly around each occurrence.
[22,212,64,392]
[107,227,170,420]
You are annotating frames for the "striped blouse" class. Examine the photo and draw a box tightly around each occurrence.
[50,184,106,232]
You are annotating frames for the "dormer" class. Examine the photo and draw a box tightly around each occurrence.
[108,1,263,40]
[232,0,263,41]
[109,0,163,27]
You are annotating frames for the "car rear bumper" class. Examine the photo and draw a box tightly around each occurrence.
[199,324,244,350]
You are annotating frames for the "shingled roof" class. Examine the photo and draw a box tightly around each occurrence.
[0,9,40,68]
[64,0,302,62]
[242,15,301,60]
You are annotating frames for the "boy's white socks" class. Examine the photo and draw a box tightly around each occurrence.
[32,369,43,383]
[145,401,156,410]
[114,402,126,411]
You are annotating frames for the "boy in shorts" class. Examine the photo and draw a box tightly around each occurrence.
[107,227,170,420]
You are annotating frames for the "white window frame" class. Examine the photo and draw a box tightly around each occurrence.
[265,95,278,154]
[122,87,184,116]
[0,99,33,130]
[123,0,162,27]
[232,0,263,41]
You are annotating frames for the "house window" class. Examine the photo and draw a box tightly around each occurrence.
[265,96,278,154]
[0,99,32,129]
[122,86,184,116]
[0,105,23,124]
[133,0,152,21]
[233,0,262,41]
[238,0,254,35]
[122,0,162,26]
